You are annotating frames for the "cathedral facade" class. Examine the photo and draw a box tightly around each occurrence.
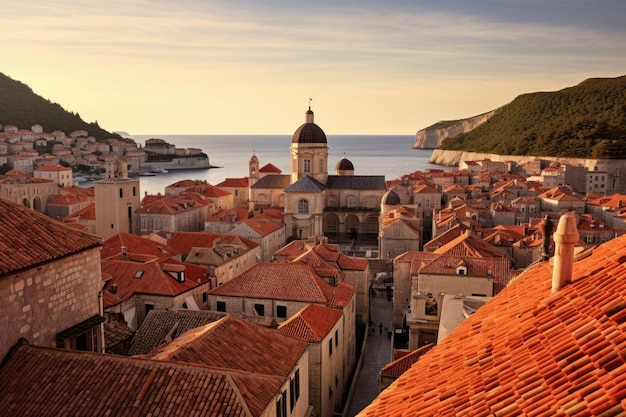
[249,107,386,242]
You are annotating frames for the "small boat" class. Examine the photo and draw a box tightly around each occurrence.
[138,171,156,176]
[150,168,169,174]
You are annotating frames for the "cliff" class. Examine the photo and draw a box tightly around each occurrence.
[429,148,626,176]
[413,110,497,149]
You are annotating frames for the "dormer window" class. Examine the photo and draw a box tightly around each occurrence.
[457,266,467,275]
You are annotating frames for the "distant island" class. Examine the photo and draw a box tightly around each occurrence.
[414,75,626,160]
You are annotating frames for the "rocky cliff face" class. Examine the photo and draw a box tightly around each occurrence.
[413,110,497,149]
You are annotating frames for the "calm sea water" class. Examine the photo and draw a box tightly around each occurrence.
[130,135,442,196]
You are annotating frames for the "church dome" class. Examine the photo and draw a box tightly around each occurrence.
[292,108,327,144]
[335,154,355,175]
[382,189,401,206]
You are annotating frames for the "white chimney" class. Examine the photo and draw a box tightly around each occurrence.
[551,211,579,294]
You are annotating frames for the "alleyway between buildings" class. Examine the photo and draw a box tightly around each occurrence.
[347,290,393,416]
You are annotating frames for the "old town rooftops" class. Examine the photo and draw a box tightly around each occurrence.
[358,232,626,416]
[0,198,102,276]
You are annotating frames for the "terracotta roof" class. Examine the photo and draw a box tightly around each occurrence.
[292,250,344,282]
[216,177,249,187]
[380,344,434,379]
[101,232,180,260]
[209,262,354,307]
[0,343,261,417]
[64,202,96,221]
[259,163,282,173]
[423,223,471,251]
[101,257,210,308]
[433,230,505,258]
[0,198,102,276]
[239,214,283,236]
[358,233,626,416]
[136,196,210,214]
[144,315,307,381]
[278,303,343,342]
[187,183,232,197]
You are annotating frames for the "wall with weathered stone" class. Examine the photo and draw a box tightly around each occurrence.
[0,247,102,358]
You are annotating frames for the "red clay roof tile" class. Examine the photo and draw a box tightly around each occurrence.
[358,233,626,416]
[0,198,102,276]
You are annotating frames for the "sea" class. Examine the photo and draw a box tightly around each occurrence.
[127,134,445,196]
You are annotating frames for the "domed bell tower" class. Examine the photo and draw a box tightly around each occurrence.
[290,103,328,185]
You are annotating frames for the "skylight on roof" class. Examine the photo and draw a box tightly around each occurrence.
[134,270,144,279]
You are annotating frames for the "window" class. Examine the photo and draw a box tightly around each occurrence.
[216,301,226,312]
[202,292,208,303]
[303,159,311,173]
[254,303,265,316]
[145,303,154,316]
[133,186,136,196]
[294,369,300,401]
[276,390,287,417]
[335,329,339,347]
[298,199,309,214]
[119,188,123,198]
[329,339,333,356]
[288,369,301,411]
[277,305,287,318]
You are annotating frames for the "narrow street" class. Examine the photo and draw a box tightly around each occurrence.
[347,290,393,416]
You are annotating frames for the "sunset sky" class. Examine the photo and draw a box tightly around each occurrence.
[2,1,625,135]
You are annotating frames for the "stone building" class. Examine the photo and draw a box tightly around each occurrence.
[0,170,58,214]
[33,164,73,188]
[0,198,104,359]
[94,160,141,239]
[249,106,386,243]
[279,303,348,417]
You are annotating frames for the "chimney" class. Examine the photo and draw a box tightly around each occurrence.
[551,211,579,294]
[121,245,128,257]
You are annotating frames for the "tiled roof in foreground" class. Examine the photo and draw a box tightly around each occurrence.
[0,198,102,276]
[0,343,255,417]
[358,234,626,416]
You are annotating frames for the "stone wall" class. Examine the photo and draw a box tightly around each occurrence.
[0,247,102,358]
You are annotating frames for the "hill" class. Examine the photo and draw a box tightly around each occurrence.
[0,72,123,142]
[437,75,626,159]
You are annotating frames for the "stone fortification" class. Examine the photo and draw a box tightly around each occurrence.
[413,110,497,149]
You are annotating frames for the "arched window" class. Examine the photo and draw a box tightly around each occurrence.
[298,199,309,214]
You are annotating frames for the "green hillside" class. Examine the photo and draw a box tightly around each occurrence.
[0,72,122,142]
[439,76,626,159]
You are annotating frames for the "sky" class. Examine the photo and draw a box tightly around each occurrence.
[1,1,625,135]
